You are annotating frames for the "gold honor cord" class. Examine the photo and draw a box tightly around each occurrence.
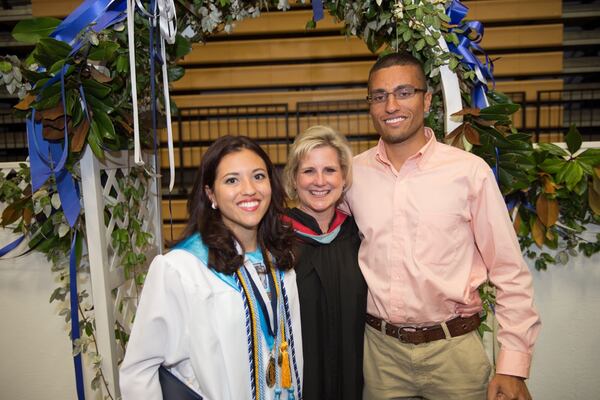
[236,268,262,400]
[266,256,292,390]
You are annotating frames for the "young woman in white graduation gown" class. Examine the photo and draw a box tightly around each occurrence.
[120,136,303,400]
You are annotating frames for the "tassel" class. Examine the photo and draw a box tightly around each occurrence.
[274,388,282,400]
[287,388,295,400]
[280,341,292,388]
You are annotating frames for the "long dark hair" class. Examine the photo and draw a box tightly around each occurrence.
[180,135,294,274]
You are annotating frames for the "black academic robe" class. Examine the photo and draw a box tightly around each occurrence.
[286,208,367,400]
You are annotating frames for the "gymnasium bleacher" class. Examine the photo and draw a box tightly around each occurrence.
[1,0,599,240]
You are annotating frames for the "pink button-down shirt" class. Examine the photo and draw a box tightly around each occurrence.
[345,128,541,378]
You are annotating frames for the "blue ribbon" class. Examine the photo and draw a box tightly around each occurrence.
[312,0,324,22]
[446,0,494,109]
[26,1,130,398]
[26,64,81,227]
[0,235,25,257]
[51,0,126,50]
[69,231,85,400]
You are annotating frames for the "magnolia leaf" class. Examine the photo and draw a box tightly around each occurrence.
[537,143,569,157]
[536,195,559,227]
[513,211,522,234]
[42,124,65,140]
[34,38,72,67]
[464,123,481,145]
[38,102,64,121]
[12,17,61,44]
[589,181,600,215]
[14,94,35,111]
[538,157,566,174]
[594,173,600,194]
[531,217,545,248]
[451,108,480,117]
[167,65,185,82]
[576,148,600,168]
[94,111,117,141]
[70,118,90,153]
[446,122,466,140]
[565,123,582,154]
[174,34,192,59]
[88,42,119,61]
[82,79,111,99]
[90,67,112,83]
[557,161,584,190]
[88,120,106,160]
[480,103,520,116]
[541,175,557,194]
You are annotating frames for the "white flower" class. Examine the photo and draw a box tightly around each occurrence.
[392,1,404,20]
[277,0,290,10]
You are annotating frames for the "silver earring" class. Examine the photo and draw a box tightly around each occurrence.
[211,202,217,210]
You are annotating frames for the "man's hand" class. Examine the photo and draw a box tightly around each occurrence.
[487,373,532,400]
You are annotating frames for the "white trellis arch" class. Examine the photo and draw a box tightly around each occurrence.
[80,147,163,397]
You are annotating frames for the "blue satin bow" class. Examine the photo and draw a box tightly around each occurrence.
[27,1,128,399]
[446,0,494,109]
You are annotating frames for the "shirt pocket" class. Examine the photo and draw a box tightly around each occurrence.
[414,212,463,267]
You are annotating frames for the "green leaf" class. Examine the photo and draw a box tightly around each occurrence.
[34,38,72,67]
[88,120,105,160]
[415,38,425,51]
[537,143,569,157]
[538,158,567,174]
[424,35,436,47]
[565,123,582,154]
[486,90,513,105]
[167,65,185,82]
[480,103,520,116]
[82,79,111,99]
[88,41,119,62]
[0,61,11,73]
[556,161,584,190]
[12,17,61,44]
[86,94,114,115]
[94,111,117,141]
[173,35,192,59]
[576,148,600,167]
[115,54,129,74]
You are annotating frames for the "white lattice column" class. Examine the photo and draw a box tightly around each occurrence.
[80,147,163,397]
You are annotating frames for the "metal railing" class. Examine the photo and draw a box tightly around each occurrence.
[535,88,600,142]
[0,110,27,162]
[1,89,598,192]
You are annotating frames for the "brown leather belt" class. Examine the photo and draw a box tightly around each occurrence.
[365,313,481,345]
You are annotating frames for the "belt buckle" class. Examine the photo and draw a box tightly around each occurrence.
[397,327,417,343]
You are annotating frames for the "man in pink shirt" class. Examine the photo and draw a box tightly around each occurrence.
[344,52,541,400]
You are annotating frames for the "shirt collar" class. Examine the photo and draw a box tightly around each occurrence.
[375,127,437,171]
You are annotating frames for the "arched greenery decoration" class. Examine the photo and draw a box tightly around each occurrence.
[0,0,599,397]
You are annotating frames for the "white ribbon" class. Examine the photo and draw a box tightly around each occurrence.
[127,0,177,191]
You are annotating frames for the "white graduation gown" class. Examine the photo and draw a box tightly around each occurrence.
[119,245,303,400]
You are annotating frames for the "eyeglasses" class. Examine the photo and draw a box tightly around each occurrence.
[366,86,427,104]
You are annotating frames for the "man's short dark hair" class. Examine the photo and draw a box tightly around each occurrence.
[368,52,427,89]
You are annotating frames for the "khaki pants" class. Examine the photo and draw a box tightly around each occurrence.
[363,324,492,400]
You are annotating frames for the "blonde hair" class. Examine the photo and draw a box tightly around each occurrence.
[283,125,353,202]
